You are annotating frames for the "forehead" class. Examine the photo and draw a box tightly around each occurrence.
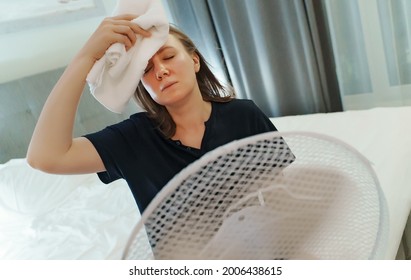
[156,34,185,54]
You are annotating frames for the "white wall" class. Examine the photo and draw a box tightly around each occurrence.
[0,0,116,83]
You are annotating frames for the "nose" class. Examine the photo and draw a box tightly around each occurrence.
[155,65,169,80]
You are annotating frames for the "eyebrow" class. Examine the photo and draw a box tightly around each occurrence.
[157,46,175,53]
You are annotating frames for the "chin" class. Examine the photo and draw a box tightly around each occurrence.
[157,93,189,107]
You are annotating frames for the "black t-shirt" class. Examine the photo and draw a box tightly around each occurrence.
[85,99,277,212]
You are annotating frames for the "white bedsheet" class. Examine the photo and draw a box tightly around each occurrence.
[0,106,409,259]
[0,160,138,259]
[271,106,411,259]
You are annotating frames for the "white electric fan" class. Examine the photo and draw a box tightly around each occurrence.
[122,131,388,260]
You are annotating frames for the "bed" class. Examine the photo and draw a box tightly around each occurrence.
[1,101,410,259]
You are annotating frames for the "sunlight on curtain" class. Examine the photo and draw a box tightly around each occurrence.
[378,0,411,86]
[324,0,372,96]
[324,0,411,109]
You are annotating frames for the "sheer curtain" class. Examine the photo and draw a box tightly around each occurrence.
[163,0,342,117]
[324,0,411,109]
[377,0,411,86]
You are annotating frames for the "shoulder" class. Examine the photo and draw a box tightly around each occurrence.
[84,111,158,150]
[110,112,152,129]
[210,99,277,138]
[88,112,154,138]
[129,111,151,124]
[216,98,255,108]
[214,99,265,117]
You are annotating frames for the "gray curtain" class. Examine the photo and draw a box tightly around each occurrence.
[163,0,342,117]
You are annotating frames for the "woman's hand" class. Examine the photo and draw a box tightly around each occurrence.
[78,14,151,62]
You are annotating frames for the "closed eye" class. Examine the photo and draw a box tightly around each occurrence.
[143,53,174,74]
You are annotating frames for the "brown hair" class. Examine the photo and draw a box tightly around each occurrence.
[134,25,235,139]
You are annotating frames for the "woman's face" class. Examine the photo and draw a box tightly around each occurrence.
[141,34,200,107]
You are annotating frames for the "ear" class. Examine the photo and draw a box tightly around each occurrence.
[192,54,200,73]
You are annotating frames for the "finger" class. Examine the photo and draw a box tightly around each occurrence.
[111,33,133,50]
[110,20,151,38]
[129,23,151,37]
[112,25,137,46]
[111,14,138,21]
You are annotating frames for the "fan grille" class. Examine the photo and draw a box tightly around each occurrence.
[123,132,387,260]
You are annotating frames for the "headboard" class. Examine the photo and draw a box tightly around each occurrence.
[0,67,141,163]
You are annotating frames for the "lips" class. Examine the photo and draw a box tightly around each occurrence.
[161,81,177,92]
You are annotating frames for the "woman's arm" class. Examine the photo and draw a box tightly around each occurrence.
[27,14,150,174]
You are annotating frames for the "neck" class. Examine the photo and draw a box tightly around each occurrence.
[169,97,211,129]
[166,93,212,142]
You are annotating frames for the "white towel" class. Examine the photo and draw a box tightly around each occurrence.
[86,0,169,113]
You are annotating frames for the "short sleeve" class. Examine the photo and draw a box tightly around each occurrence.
[84,123,131,184]
[248,100,277,133]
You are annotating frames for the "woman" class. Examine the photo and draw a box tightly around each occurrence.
[27,14,278,213]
